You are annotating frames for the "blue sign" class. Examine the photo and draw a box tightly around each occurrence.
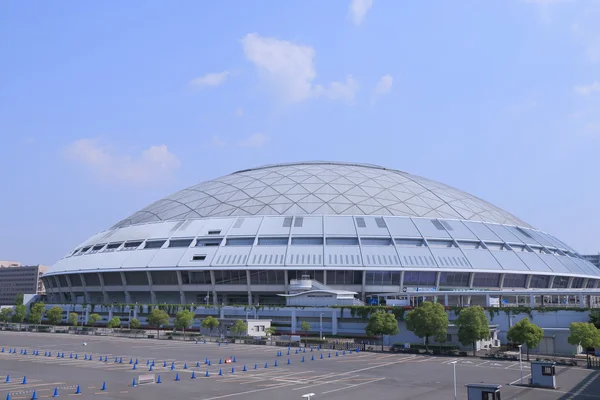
[368,298,379,305]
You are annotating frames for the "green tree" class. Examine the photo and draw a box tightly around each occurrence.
[15,294,24,306]
[201,316,220,337]
[406,302,449,352]
[455,306,490,356]
[129,318,141,330]
[106,316,121,329]
[68,312,78,327]
[0,308,12,327]
[300,321,311,345]
[507,318,544,361]
[590,310,600,330]
[266,326,276,336]
[148,309,170,338]
[29,302,46,328]
[568,322,600,353]
[174,310,195,338]
[231,319,248,338]
[46,306,63,326]
[365,311,400,351]
[12,304,27,329]
[88,313,101,326]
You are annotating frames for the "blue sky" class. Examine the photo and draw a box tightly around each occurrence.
[1,0,600,265]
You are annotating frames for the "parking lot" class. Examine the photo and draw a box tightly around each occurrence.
[0,331,599,399]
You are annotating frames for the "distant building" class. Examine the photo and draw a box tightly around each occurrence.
[583,254,600,269]
[0,264,50,305]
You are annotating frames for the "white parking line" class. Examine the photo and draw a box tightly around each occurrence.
[509,374,531,386]
[321,377,386,394]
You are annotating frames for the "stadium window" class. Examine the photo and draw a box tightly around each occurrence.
[225,237,255,246]
[144,240,166,249]
[168,238,193,248]
[326,237,359,246]
[257,237,288,246]
[192,255,206,261]
[208,230,221,235]
[291,237,324,246]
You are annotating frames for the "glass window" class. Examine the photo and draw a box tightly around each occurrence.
[226,237,255,246]
[326,237,359,246]
[196,238,222,247]
[144,240,166,249]
[169,238,193,248]
[530,275,550,289]
[403,271,436,286]
[571,277,584,288]
[124,272,148,285]
[150,271,178,285]
[586,279,597,289]
[257,237,288,246]
[503,274,527,288]
[189,271,211,285]
[439,272,470,287]
[473,273,501,288]
[361,238,393,246]
[552,276,569,289]
[291,237,324,246]
[124,241,143,249]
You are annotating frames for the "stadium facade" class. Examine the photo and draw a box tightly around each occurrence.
[42,162,600,306]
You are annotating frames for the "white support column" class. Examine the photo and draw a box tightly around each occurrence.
[64,275,75,303]
[80,273,91,303]
[525,275,533,289]
[499,273,506,289]
[361,270,367,302]
[97,273,110,303]
[529,294,535,307]
[332,309,338,336]
[291,308,297,334]
[246,270,253,305]
[176,271,185,305]
[120,272,131,303]
[210,270,217,306]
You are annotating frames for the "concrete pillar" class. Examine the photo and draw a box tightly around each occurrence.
[399,271,404,291]
[499,273,506,289]
[444,294,449,306]
[219,307,225,319]
[146,272,157,304]
[176,271,186,304]
[120,272,131,303]
[108,306,113,320]
[246,270,253,304]
[361,270,366,301]
[530,294,535,307]
[525,275,532,289]
[579,294,585,308]
[210,271,218,306]
[97,273,109,304]
[79,273,91,303]
[291,309,297,334]
[64,275,75,303]
[332,309,338,336]
[284,270,289,294]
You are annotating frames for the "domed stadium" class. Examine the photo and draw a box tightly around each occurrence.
[42,162,600,306]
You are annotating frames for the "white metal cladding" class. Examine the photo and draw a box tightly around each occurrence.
[111,162,531,229]
[47,215,600,280]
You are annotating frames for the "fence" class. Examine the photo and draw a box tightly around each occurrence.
[587,356,600,369]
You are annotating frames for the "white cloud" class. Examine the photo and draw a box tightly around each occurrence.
[241,33,357,104]
[373,74,393,96]
[349,0,374,26]
[189,71,229,88]
[574,82,600,95]
[236,133,268,148]
[65,139,180,184]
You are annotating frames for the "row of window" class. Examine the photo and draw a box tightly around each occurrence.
[45,272,599,289]
[71,236,579,255]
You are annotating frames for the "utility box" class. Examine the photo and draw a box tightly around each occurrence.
[465,383,501,400]
[530,361,557,389]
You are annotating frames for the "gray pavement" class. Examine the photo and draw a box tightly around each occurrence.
[0,332,599,399]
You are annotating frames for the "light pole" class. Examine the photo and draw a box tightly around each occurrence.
[518,344,523,384]
[319,313,324,340]
[451,361,457,400]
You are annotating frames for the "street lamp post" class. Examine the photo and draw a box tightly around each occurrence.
[319,313,324,340]
[518,344,523,384]
[451,361,457,400]
[246,312,250,322]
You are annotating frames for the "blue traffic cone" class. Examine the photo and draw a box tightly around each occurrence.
[104,356,107,363]
[156,375,162,384]
[287,350,290,355]
[218,342,221,347]
[69,353,73,359]
[52,388,58,398]
[171,362,175,369]
[243,365,247,371]
[32,390,37,399]
[61,353,65,358]
[1,348,3,353]
[226,340,229,345]
[336,352,339,357]
[205,357,208,365]
[218,369,222,376]
[195,339,198,344]
[295,349,298,354]
[48,351,51,357]
[274,360,278,367]
[287,358,291,364]
[89,355,93,361]
[129,358,133,364]
[146,360,150,366]
[233,356,236,363]
[183,363,187,369]
[22,376,27,384]
[57,352,60,358]
[75,385,80,395]
[328,353,331,358]
[231,367,235,374]
[254,363,257,370]
[135,358,138,364]
[320,353,323,359]
[5,375,9,383]
[303,348,307,353]
[208,360,211,366]
[264,362,268,368]
[8,349,11,354]
[151,360,155,367]
[131,378,136,387]
[75,354,78,359]
[219,358,222,364]
[196,361,200,368]
[191,371,196,379]
[5,393,9,400]
[205,370,209,377]
[311,355,314,361]
[114,357,118,363]
[163,361,167,367]
[101,381,106,391]
[119,357,123,364]
[132,364,137,370]
[203,340,206,344]
[175,373,180,382]
[170,364,175,371]
[302,356,305,363]
[343,350,346,355]
[149,365,153,371]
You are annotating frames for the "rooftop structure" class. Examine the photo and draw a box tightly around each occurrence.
[0,264,50,305]
[41,162,600,306]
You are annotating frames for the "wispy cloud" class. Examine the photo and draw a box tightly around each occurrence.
[64,138,180,184]
[349,0,374,26]
[574,81,600,95]
[373,74,393,97]
[189,71,230,89]
[236,133,268,148]
[241,33,357,103]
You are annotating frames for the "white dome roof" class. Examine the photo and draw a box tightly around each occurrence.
[113,162,530,229]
